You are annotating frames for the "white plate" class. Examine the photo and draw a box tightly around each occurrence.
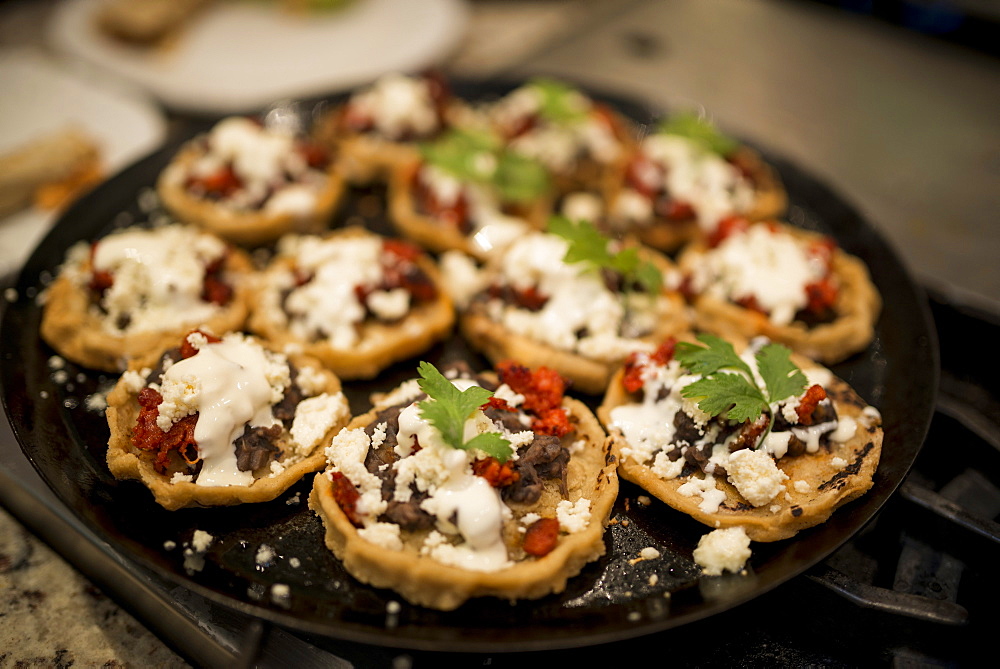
[46,0,470,115]
[0,48,166,277]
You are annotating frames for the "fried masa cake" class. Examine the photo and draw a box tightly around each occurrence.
[40,223,253,372]
[605,112,786,252]
[309,360,618,610]
[157,116,344,246]
[598,334,882,542]
[106,330,349,510]
[675,219,882,365]
[247,226,454,380]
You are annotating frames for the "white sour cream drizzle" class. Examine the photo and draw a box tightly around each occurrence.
[157,336,286,487]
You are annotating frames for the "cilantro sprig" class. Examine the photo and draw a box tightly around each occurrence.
[658,112,739,157]
[415,361,513,462]
[528,78,588,125]
[548,216,663,295]
[676,334,807,446]
[419,128,550,203]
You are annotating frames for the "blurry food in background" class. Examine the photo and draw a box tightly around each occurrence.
[313,71,461,184]
[606,112,786,252]
[388,127,553,260]
[96,0,212,45]
[96,0,355,46]
[483,78,635,196]
[0,125,102,218]
[156,115,345,246]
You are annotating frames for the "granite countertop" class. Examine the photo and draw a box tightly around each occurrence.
[2,0,997,665]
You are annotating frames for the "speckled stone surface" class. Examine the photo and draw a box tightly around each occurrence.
[0,509,188,667]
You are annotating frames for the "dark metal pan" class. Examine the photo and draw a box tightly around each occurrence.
[0,81,937,652]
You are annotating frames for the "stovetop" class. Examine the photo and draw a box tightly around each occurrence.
[2,288,995,667]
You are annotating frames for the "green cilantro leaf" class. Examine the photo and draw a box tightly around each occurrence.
[681,374,768,424]
[658,112,739,157]
[676,335,808,446]
[547,216,663,295]
[415,361,513,462]
[529,78,588,125]
[419,129,499,182]
[419,129,549,203]
[756,342,808,404]
[493,150,551,202]
[675,334,753,378]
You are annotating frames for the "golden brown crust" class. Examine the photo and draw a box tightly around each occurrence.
[615,146,787,253]
[247,227,455,380]
[156,143,345,247]
[105,346,345,510]
[387,160,553,261]
[458,246,690,395]
[312,106,422,185]
[677,223,882,364]
[39,240,253,373]
[309,393,617,610]
[598,353,882,542]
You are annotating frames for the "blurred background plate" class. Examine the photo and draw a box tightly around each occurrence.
[0,47,166,277]
[46,0,470,115]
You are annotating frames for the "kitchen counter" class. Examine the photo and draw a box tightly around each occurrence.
[2,0,997,666]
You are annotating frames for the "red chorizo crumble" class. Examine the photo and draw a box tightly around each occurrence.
[132,387,199,475]
[622,338,676,393]
[496,361,574,437]
[795,384,828,425]
[472,457,520,488]
[330,472,363,527]
[522,517,560,557]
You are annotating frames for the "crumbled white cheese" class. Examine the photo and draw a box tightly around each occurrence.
[277,235,385,349]
[357,522,404,551]
[639,547,661,561]
[677,475,727,514]
[439,250,487,308]
[87,225,228,334]
[294,365,328,397]
[348,73,440,139]
[556,498,591,534]
[793,480,812,494]
[191,530,214,552]
[520,513,542,527]
[324,428,387,518]
[255,544,275,566]
[830,456,847,470]
[367,288,411,322]
[725,449,789,507]
[690,224,828,326]
[628,133,754,231]
[289,392,350,456]
[693,527,751,576]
